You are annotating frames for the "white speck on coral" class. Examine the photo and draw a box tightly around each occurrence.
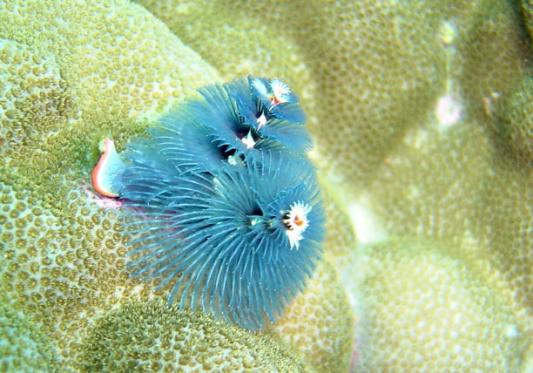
[131,284,145,296]
[408,185,421,199]
[461,230,478,249]
[449,300,458,310]
[436,94,462,129]
[175,3,194,15]
[401,80,411,91]
[404,128,429,149]
[236,58,256,72]
[505,324,519,339]
[349,196,387,244]
[439,20,458,45]
[114,286,125,299]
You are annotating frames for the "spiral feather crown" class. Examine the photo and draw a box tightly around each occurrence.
[92,76,324,329]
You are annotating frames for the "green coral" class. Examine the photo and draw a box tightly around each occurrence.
[0,0,219,370]
[319,177,358,268]
[82,300,312,372]
[0,0,218,123]
[495,75,533,165]
[0,38,72,153]
[343,239,529,371]
[1,0,532,371]
[524,0,533,39]
[0,0,219,202]
[365,116,532,311]
[269,260,355,373]
[0,299,58,372]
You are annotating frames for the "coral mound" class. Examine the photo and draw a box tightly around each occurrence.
[0,300,57,372]
[270,260,355,373]
[0,38,71,152]
[495,75,533,166]
[344,239,529,372]
[82,300,312,372]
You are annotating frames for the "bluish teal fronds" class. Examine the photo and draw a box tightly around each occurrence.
[121,152,323,329]
[94,77,323,330]
[145,78,304,174]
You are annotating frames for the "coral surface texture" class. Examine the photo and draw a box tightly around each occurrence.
[0,0,531,372]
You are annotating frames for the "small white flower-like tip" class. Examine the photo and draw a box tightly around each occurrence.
[270,79,292,105]
[91,138,124,198]
[227,155,239,166]
[256,112,268,129]
[241,130,256,149]
[283,201,312,250]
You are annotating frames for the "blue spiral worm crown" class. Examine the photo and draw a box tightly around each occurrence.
[94,76,324,330]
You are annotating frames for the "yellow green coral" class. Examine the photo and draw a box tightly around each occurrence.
[1,0,532,371]
[319,177,358,268]
[524,0,533,39]
[494,75,532,166]
[138,0,448,189]
[364,116,532,311]
[0,0,218,123]
[343,239,529,371]
[82,300,312,372]
[0,0,219,370]
[0,38,72,152]
[0,298,58,372]
[269,260,355,373]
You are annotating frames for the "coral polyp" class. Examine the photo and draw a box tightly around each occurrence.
[91,77,324,329]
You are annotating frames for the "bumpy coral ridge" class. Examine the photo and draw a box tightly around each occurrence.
[0,0,218,123]
[0,0,219,370]
[494,75,533,165]
[344,239,529,372]
[0,298,58,372]
[0,38,72,152]
[319,177,358,269]
[82,300,312,372]
[270,260,355,373]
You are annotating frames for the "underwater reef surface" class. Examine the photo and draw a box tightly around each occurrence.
[0,0,531,371]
